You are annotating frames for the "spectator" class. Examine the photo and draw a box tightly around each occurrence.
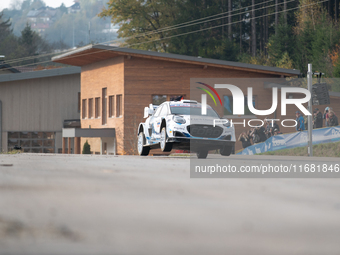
[324,107,330,127]
[270,120,280,136]
[246,129,253,144]
[313,108,323,129]
[250,125,267,143]
[238,132,252,149]
[249,127,260,143]
[329,111,339,127]
[263,119,280,138]
[296,111,305,131]
[264,119,272,138]
[273,128,282,136]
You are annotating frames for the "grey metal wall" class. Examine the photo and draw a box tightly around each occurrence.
[0,73,80,151]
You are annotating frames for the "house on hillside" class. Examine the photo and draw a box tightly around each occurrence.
[68,1,81,14]
[27,6,57,34]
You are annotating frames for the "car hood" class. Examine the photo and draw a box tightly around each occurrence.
[171,114,230,126]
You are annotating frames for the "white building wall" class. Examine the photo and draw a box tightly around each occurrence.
[0,73,80,152]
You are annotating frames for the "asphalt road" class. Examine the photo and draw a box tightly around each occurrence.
[0,154,340,255]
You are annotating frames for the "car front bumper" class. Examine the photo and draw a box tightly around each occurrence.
[167,136,235,151]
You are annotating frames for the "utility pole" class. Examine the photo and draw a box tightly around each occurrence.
[88,21,91,44]
[239,0,242,53]
[275,0,278,35]
[307,63,313,157]
[222,0,224,38]
[228,0,232,40]
[284,0,287,25]
[251,0,256,56]
[108,23,111,45]
[73,23,75,48]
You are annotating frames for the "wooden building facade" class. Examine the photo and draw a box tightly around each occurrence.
[52,45,340,153]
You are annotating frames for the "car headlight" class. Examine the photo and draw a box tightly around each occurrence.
[173,115,186,124]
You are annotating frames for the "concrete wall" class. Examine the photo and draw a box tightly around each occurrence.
[0,73,80,152]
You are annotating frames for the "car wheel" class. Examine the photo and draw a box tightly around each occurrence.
[220,146,232,156]
[137,132,150,156]
[196,150,208,159]
[160,127,172,152]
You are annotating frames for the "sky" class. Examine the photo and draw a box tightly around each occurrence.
[0,0,75,12]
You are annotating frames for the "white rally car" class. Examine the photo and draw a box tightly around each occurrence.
[137,99,236,158]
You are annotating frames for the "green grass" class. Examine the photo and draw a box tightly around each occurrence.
[0,150,21,154]
[259,141,340,157]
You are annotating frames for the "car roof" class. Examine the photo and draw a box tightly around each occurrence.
[169,101,202,107]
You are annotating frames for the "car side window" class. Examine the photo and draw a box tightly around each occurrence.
[160,104,168,116]
[154,105,163,117]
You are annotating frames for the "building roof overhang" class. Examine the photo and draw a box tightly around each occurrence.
[0,67,81,83]
[52,44,301,77]
[62,128,115,138]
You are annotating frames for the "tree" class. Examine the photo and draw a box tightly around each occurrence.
[333,61,340,77]
[20,23,38,56]
[267,16,295,65]
[0,11,12,41]
[251,0,256,56]
[59,3,67,14]
[167,0,236,60]
[0,11,22,60]
[99,0,179,52]
[82,140,91,154]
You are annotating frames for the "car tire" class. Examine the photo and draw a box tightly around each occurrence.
[137,132,150,156]
[160,127,172,152]
[220,146,232,156]
[196,150,208,159]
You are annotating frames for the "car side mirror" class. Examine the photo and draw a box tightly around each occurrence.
[144,107,150,118]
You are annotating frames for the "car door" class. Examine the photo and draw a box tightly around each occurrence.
[150,105,163,139]
[156,104,169,133]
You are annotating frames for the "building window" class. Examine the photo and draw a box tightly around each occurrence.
[116,94,122,117]
[169,95,185,101]
[152,95,186,105]
[102,88,107,125]
[82,99,87,119]
[223,95,256,115]
[109,95,115,117]
[95,97,100,118]
[8,132,55,153]
[152,95,167,105]
[78,92,81,113]
[88,98,93,118]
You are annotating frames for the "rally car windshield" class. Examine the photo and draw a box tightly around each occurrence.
[170,106,220,118]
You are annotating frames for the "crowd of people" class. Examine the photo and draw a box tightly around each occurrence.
[238,119,282,149]
[302,107,338,130]
[238,107,339,149]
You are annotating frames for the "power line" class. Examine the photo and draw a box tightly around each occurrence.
[136,0,297,37]
[3,49,74,65]
[128,0,328,47]
[2,0,286,65]
[1,0,329,72]
[129,0,278,39]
